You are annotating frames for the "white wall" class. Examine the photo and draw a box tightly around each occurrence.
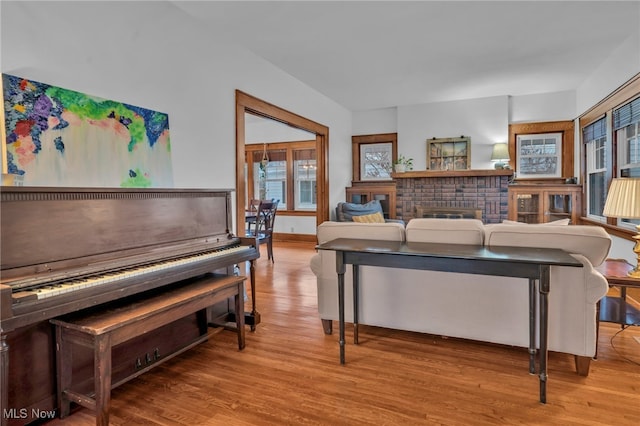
[576,29,640,116]
[352,107,398,135]
[245,115,315,144]
[1,1,352,236]
[510,90,576,123]
[397,96,509,170]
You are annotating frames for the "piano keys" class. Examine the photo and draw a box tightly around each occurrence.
[0,187,259,426]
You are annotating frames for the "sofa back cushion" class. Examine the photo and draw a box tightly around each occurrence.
[405,218,485,244]
[316,221,405,244]
[484,223,611,266]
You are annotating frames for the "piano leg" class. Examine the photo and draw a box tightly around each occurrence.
[248,259,260,332]
[1,328,8,426]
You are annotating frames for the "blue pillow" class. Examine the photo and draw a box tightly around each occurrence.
[337,200,383,222]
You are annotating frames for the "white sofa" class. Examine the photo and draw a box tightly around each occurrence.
[310,219,612,375]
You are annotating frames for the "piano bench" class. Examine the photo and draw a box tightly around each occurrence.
[50,274,246,426]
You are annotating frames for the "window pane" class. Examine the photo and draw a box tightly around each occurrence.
[294,157,316,210]
[588,171,607,216]
[254,161,286,207]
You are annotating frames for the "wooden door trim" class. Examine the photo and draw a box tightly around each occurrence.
[235,90,329,236]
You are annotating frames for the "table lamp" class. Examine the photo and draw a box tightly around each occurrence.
[602,177,640,278]
[491,143,510,169]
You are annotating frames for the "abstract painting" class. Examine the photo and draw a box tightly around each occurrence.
[2,74,172,187]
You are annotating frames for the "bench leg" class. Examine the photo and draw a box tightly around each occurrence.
[235,285,246,350]
[94,335,112,426]
[55,326,73,418]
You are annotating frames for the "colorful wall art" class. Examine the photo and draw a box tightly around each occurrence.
[2,74,173,187]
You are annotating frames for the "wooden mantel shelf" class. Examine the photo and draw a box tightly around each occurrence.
[391,169,514,179]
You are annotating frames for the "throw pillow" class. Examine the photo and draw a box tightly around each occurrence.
[352,212,385,223]
[337,200,384,221]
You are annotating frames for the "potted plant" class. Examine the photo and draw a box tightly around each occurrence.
[393,155,413,173]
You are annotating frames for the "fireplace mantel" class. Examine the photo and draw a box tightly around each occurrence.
[392,169,514,179]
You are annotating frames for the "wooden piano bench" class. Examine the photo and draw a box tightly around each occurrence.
[50,274,246,426]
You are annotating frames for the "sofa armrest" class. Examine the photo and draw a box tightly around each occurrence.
[310,253,322,277]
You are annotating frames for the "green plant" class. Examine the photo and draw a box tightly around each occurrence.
[394,155,414,170]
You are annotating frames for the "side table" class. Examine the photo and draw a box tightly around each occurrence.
[596,258,640,326]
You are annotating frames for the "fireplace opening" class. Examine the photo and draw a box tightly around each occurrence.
[414,206,483,220]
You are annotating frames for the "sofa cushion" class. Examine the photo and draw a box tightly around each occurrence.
[405,218,485,244]
[484,223,611,266]
[316,221,405,244]
[502,219,570,226]
[336,200,383,222]
[352,212,385,223]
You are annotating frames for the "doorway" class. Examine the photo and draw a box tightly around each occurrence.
[235,90,329,238]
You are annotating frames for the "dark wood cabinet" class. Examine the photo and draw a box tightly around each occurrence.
[345,181,397,219]
[508,184,582,224]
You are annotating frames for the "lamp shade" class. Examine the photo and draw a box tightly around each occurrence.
[491,143,510,161]
[602,178,640,218]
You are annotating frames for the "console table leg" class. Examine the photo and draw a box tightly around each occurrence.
[538,265,551,404]
[353,265,359,345]
[528,278,536,374]
[336,252,346,365]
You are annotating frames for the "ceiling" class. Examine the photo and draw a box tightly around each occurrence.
[173,1,639,111]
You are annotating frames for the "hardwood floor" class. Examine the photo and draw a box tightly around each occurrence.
[48,241,640,425]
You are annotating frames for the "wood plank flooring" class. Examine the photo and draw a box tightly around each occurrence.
[48,241,640,425]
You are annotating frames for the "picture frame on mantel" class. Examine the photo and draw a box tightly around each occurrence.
[426,136,471,171]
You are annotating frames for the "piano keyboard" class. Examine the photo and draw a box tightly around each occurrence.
[12,245,252,302]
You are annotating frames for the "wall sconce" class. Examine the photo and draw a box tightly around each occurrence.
[490,143,510,170]
[603,177,640,278]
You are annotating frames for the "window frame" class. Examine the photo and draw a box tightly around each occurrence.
[516,132,563,179]
[245,140,317,215]
[579,73,640,238]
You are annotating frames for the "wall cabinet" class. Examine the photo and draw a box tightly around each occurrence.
[345,181,396,219]
[508,184,582,224]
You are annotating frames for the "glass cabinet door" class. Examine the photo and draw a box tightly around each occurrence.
[348,192,369,204]
[516,193,541,223]
[546,193,572,223]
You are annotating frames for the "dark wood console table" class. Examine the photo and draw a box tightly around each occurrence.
[316,238,583,404]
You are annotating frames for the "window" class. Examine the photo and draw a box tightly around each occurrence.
[613,96,640,230]
[254,149,287,208]
[581,75,639,234]
[516,133,562,178]
[246,141,316,212]
[584,117,608,220]
[294,149,316,210]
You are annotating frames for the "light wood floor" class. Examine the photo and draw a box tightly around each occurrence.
[49,241,640,425]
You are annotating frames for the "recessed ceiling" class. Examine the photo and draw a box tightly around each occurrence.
[173,1,639,111]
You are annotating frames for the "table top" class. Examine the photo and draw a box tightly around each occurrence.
[316,238,583,268]
[596,258,640,287]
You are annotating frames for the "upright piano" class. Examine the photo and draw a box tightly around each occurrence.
[0,187,259,425]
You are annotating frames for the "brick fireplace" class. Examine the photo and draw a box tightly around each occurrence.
[393,170,513,223]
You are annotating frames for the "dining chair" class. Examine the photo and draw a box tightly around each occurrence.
[246,199,262,234]
[247,199,279,262]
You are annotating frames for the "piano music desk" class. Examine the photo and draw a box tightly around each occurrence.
[50,274,246,426]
